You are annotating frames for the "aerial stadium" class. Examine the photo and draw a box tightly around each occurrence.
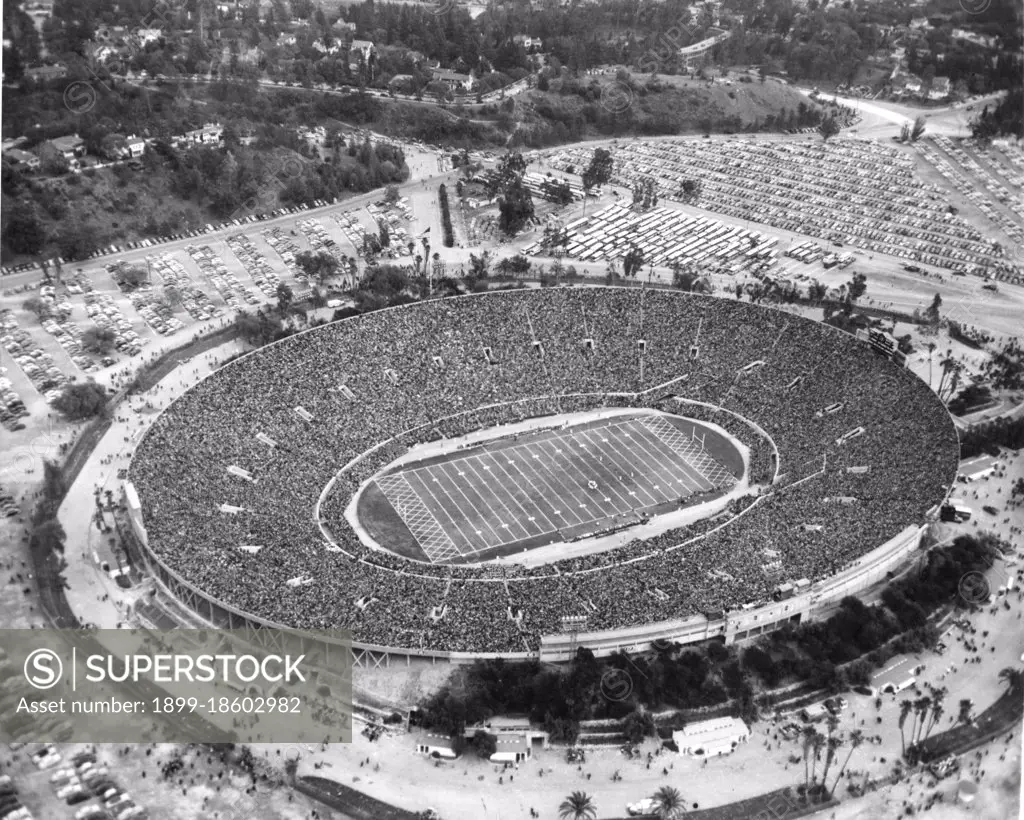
[123,288,960,664]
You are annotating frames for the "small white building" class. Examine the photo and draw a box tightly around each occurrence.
[490,735,531,764]
[415,735,459,759]
[871,656,918,696]
[673,716,750,758]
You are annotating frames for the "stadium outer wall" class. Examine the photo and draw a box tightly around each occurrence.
[121,481,924,666]
[118,288,956,667]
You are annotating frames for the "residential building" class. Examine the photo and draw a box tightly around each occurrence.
[3,148,40,170]
[349,39,377,70]
[132,28,163,47]
[928,76,951,100]
[174,123,224,147]
[126,136,147,158]
[46,134,85,159]
[514,35,542,50]
[432,68,474,91]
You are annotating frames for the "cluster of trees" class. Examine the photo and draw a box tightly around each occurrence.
[959,415,1024,460]
[53,381,109,421]
[418,533,998,744]
[438,184,454,248]
[970,91,1024,142]
[489,152,535,236]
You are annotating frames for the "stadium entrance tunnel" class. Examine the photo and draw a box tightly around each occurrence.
[337,408,749,566]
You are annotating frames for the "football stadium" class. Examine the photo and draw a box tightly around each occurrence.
[123,288,960,663]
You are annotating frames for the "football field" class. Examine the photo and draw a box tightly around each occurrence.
[373,414,740,563]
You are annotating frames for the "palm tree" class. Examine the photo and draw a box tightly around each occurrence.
[897,699,913,756]
[925,704,944,741]
[801,726,816,792]
[558,791,597,820]
[830,729,864,798]
[825,714,840,737]
[820,736,842,793]
[652,786,684,819]
[912,696,932,745]
[999,667,1024,692]
[927,341,937,388]
[810,730,826,787]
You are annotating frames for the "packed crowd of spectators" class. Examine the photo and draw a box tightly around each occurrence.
[129,288,959,653]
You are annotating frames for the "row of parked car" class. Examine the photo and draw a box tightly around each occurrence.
[49,748,148,820]
[0,487,18,518]
[0,773,32,820]
[1,200,340,283]
[0,309,70,404]
[0,378,29,432]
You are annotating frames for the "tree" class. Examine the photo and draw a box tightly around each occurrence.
[295,250,339,284]
[829,729,863,797]
[900,123,911,142]
[999,667,1023,692]
[622,245,645,278]
[652,786,684,819]
[818,115,840,142]
[924,293,942,325]
[468,250,491,280]
[808,281,827,303]
[581,147,613,193]
[384,183,400,204]
[470,730,497,759]
[846,272,867,302]
[541,177,573,206]
[896,698,912,756]
[558,791,596,820]
[82,327,117,354]
[22,297,48,319]
[3,208,46,255]
[810,731,826,786]
[911,115,926,142]
[820,735,841,794]
[800,726,816,792]
[30,518,66,556]
[52,381,108,421]
[276,282,294,313]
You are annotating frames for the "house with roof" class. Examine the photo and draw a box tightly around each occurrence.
[432,68,474,91]
[673,717,750,758]
[174,123,224,147]
[928,76,951,100]
[3,148,40,170]
[132,28,163,47]
[125,136,147,158]
[46,134,85,159]
[514,35,542,51]
[349,39,376,68]
[24,64,67,82]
